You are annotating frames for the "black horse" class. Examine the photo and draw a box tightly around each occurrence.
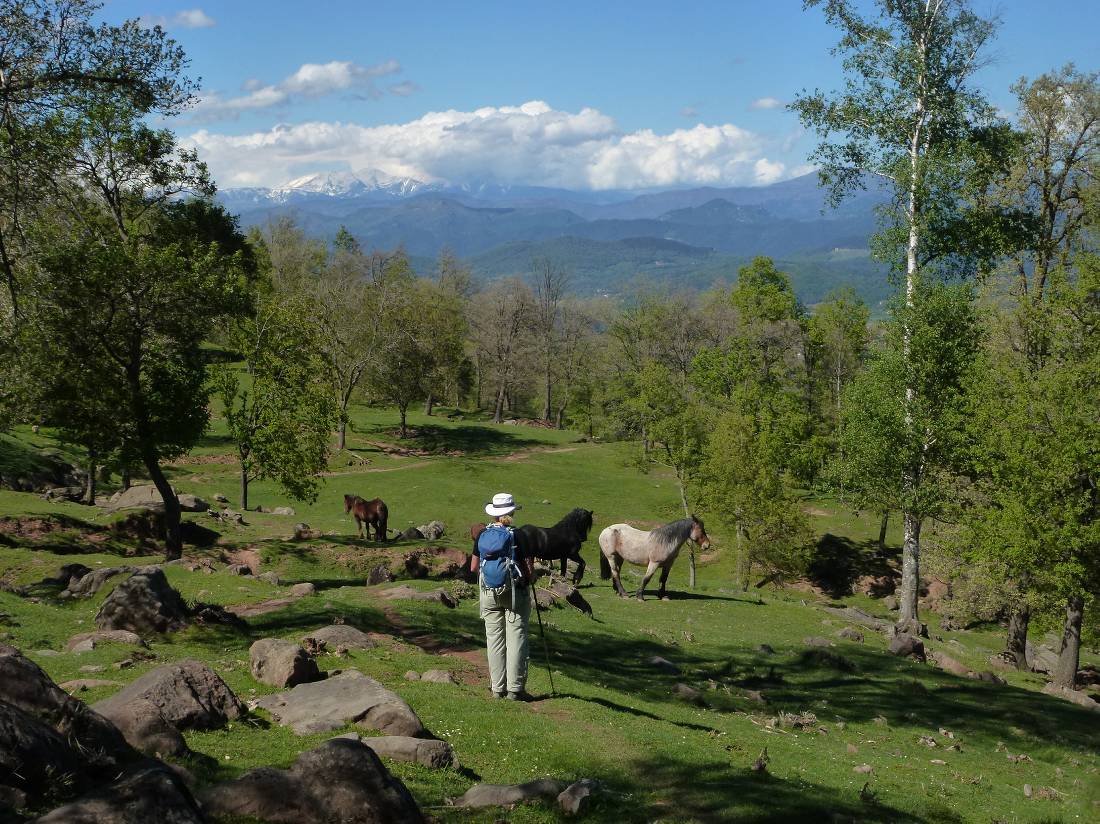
[515,508,594,585]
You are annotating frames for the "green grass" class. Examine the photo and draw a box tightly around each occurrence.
[1,405,1098,823]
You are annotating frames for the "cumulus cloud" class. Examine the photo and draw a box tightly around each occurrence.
[182,100,792,190]
[749,96,784,110]
[140,8,215,29]
[191,60,405,121]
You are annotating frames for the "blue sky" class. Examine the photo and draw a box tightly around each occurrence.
[103,1,1100,190]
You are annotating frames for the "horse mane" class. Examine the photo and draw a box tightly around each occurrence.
[651,518,693,549]
[555,508,593,537]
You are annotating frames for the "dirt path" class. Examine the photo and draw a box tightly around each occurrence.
[376,599,489,685]
[496,445,582,463]
[321,460,433,477]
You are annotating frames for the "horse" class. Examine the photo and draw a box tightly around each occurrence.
[470,508,595,584]
[515,508,594,584]
[344,494,388,541]
[598,515,711,600]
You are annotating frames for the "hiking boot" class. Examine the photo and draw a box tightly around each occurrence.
[506,690,534,702]
[492,690,506,699]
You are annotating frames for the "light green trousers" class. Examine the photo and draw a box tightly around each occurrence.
[479,578,531,694]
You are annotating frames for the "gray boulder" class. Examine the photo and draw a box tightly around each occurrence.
[301,624,376,652]
[837,627,865,643]
[381,585,457,609]
[226,563,253,576]
[65,630,146,652]
[337,732,458,769]
[36,766,205,824]
[254,669,426,737]
[93,660,244,735]
[257,571,281,585]
[648,656,681,675]
[95,567,190,635]
[889,633,926,661]
[250,638,322,688]
[558,778,601,816]
[416,520,445,541]
[198,738,424,823]
[452,778,568,808]
[290,582,316,597]
[63,566,133,598]
[419,669,459,685]
[105,484,207,513]
[399,526,424,541]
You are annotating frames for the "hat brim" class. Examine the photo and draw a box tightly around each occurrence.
[485,503,521,517]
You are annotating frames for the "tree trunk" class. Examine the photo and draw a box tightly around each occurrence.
[399,405,409,438]
[82,453,96,506]
[144,456,182,561]
[898,510,921,626]
[555,402,566,430]
[542,359,552,423]
[1005,601,1031,671]
[239,467,249,512]
[424,393,434,416]
[337,418,347,451]
[1052,594,1084,690]
[736,523,748,591]
[878,511,889,548]
[493,384,506,424]
[121,466,131,491]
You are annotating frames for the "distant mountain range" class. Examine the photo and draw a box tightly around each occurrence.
[218,169,894,305]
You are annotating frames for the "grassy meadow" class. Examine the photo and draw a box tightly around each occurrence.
[0,406,1098,823]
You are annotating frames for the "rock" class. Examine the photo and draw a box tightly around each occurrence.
[538,576,594,616]
[920,577,949,612]
[250,638,322,688]
[755,643,776,655]
[79,664,107,674]
[63,566,133,598]
[404,671,421,681]
[199,738,424,823]
[290,582,316,597]
[60,679,122,691]
[293,523,321,541]
[93,660,244,735]
[381,585,457,609]
[988,651,1017,671]
[257,571,281,585]
[930,651,969,677]
[453,778,568,808]
[1028,643,1059,674]
[367,565,394,585]
[105,484,207,513]
[0,644,136,806]
[214,493,229,503]
[888,633,925,661]
[98,697,190,758]
[821,606,890,633]
[893,617,929,638]
[254,669,427,737]
[95,567,190,635]
[672,683,705,705]
[1041,683,1100,711]
[301,624,376,651]
[419,669,459,685]
[403,553,430,578]
[226,563,253,576]
[66,630,146,652]
[36,766,206,823]
[804,636,833,648]
[837,627,864,643]
[416,520,446,541]
[883,595,900,611]
[271,506,296,516]
[970,671,1006,685]
[337,732,458,769]
[853,764,873,774]
[43,485,85,502]
[176,493,208,512]
[70,638,96,654]
[558,778,600,816]
[648,655,681,675]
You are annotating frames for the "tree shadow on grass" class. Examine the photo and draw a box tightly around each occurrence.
[806,533,898,599]
[357,422,550,457]
[611,751,956,824]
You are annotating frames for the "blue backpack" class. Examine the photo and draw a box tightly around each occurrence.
[478,524,519,590]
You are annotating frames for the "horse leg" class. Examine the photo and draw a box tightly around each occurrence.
[636,561,659,601]
[609,554,628,598]
[355,516,364,539]
[657,564,672,600]
[560,555,568,578]
[572,550,586,585]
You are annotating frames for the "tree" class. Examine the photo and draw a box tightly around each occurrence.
[473,278,532,424]
[22,198,252,558]
[831,281,980,629]
[0,0,195,317]
[530,257,569,423]
[217,292,338,511]
[425,249,473,415]
[792,0,1004,627]
[807,287,870,425]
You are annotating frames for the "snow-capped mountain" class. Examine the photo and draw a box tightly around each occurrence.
[225,169,441,205]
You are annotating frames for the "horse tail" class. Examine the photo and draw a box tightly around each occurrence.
[379,503,388,539]
[600,549,611,580]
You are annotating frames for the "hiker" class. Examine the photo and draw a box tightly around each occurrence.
[473,492,535,700]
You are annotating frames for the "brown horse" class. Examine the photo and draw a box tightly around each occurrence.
[345,494,388,541]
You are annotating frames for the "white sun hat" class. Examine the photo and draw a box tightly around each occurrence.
[484,492,521,517]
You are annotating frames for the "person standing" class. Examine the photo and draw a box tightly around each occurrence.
[473,492,534,700]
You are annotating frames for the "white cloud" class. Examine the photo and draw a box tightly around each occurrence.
[389,81,421,97]
[749,96,783,110]
[140,8,215,29]
[191,60,405,121]
[182,100,792,190]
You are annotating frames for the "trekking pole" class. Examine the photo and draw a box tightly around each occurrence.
[532,590,556,697]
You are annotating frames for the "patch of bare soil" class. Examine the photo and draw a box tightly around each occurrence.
[803,507,832,517]
[0,515,102,541]
[497,446,582,463]
[227,597,298,618]
[223,545,262,573]
[369,437,465,458]
[377,599,488,685]
[170,454,237,465]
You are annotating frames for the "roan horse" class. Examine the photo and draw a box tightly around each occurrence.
[344,494,388,541]
[598,515,711,600]
[469,508,595,584]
